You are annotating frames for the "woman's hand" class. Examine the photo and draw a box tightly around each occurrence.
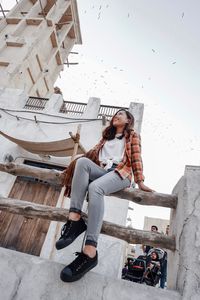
[137,181,155,192]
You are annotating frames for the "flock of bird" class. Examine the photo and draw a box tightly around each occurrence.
[64,2,187,97]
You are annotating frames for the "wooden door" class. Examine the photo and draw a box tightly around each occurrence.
[0,176,61,256]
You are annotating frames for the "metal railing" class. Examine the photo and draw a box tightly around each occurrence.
[24,97,49,110]
[60,101,128,120]
[98,104,129,120]
[59,101,87,117]
[24,97,128,119]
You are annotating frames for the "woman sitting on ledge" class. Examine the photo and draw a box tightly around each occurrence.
[55,109,154,282]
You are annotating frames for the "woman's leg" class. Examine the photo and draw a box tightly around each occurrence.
[60,171,130,282]
[69,157,107,216]
[84,171,130,255]
[56,157,107,250]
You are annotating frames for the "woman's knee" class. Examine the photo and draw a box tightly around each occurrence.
[76,157,90,168]
[88,181,103,195]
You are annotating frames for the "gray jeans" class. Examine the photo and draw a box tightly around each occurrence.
[69,157,131,247]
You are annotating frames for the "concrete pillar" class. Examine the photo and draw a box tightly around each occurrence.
[168,166,200,299]
[82,97,101,119]
[43,93,63,114]
[129,102,144,134]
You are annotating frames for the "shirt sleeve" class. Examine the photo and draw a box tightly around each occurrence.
[131,132,145,183]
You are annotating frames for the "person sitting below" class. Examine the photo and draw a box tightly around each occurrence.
[142,225,158,255]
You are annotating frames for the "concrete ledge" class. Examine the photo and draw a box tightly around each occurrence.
[0,247,181,300]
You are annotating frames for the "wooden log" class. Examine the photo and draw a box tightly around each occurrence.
[111,188,177,209]
[0,162,177,208]
[0,162,64,186]
[0,197,176,251]
[70,124,81,161]
[69,131,86,154]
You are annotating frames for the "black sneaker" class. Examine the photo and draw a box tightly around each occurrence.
[60,251,98,282]
[55,218,87,250]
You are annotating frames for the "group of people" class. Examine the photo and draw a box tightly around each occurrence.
[122,224,168,287]
[142,224,169,288]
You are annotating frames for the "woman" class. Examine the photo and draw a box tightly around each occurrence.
[56,109,153,282]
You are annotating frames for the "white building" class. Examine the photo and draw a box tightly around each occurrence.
[0,2,198,300]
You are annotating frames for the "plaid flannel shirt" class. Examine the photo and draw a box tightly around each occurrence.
[93,130,145,183]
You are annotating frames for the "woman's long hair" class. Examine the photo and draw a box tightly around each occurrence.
[102,109,134,140]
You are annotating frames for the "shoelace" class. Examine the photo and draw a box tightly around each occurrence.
[61,220,73,238]
[71,252,89,272]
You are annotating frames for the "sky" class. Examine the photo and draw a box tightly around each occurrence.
[2,0,200,230]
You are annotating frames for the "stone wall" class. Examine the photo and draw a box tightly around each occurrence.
[168,166,200,299]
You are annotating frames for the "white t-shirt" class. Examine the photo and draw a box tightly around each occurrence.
[99,134,125,170]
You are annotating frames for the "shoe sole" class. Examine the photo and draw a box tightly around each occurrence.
[60,260,98,282]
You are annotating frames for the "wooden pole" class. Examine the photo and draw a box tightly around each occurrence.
[0,197,176,251]
[50,124,83,258]
[110,188,177,209]
[39,0,46,19]
[0,162,177,208]
[0,162,63,186]
[69,131,86,154]
[70,124,82,161]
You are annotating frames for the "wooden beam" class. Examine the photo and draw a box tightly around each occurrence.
[70,124,81,161]
[6,41,24,47]
[68,25,75,39]
[0,162,63,186]
[110,188,177,209]
[55,51,62,65]
[69,131,86,154]
[6,18,21,24]
[0,197,176,251]
[30,0,38,4]
[50,32,58,48]
[43,77,49,92]
[47,19,53,26]
[0,162,177,209]
[27,67,35,84]
[0,61,9,67]
[39,0,46,19]
[26,19,43,26]
[36,54,43,71]
[64,62,79,65]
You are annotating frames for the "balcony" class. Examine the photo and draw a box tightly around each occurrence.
[24,97,128,120]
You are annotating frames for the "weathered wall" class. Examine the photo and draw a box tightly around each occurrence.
[0,247,181,300]
[168,166,200,299]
